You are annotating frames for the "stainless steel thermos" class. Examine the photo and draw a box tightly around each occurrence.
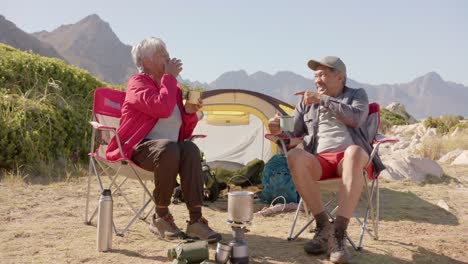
[97,189,113,252]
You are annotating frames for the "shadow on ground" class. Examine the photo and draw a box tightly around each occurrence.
[226,233,466,264]
[207,186,459,226]
[376,188,459,225]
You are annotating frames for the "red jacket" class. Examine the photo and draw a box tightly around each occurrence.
[106,73,198,161]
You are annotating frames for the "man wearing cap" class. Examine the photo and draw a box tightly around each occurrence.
[268,56,385,263]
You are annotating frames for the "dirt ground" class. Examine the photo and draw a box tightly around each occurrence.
[1,164,467,264]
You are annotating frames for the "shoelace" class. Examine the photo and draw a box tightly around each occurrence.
[162,214,179,231]
[332,230,345,251]
[313,226,328,241]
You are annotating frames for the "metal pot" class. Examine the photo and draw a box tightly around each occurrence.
[228,191,254,223]
[215,242,232,264]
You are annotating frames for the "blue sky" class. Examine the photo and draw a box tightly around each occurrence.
[2,0,468,85]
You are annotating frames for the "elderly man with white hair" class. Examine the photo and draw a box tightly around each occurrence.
[106,37,222,243]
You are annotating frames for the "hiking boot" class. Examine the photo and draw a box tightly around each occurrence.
[149,213,185,240]
[328,229,350,264]
[304,221,333,255]
[186,217,222,244]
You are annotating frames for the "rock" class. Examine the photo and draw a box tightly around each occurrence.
[450,127,464,137]
[391,139,410,151]
[437,200,450,211]
[380,155,444,182]
[385,102,417,124]
[408,157,444,177]
[390,123,421,135]
[439,149,463,163]
[425,128,437,137]
[451,150,468,165]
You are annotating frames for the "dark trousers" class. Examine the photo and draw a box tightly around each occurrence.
[131,139,204,208]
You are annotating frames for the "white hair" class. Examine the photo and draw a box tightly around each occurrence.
[131,37,167,73]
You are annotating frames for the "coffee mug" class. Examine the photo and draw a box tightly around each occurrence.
[280,115,294,132]
[188,91,201,104]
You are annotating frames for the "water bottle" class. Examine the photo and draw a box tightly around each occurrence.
[97,189,113,252]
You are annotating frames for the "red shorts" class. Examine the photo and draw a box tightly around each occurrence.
[316,151,373,180]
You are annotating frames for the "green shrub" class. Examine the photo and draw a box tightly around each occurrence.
[0,43,116,173]
[423,115,464,135]
[379,108,408,133]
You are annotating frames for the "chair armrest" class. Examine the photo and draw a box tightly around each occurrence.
[366,134,399,167]
[373,134,399,144]
[89,121,125,158]
[89,121,117,131]
[187,134,207,141]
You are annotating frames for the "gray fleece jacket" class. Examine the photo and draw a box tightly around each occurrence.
[289,86,385,175]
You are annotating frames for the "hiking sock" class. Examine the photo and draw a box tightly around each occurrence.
[188,206,202,223]
[334,215,350,237]
[314,211,330,229]
[156,207,169,218]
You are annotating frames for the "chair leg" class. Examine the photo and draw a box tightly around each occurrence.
[140,180,152,220]
[118,198,153,236]
[288,198,304,240]
[143,204,156,221]
[356,179,378,249]
[85,157,94,224]
[86,157,106,224]
[375,178,380,240]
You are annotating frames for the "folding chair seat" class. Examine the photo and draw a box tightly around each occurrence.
[84,87,157,236]
[266,102,398,250]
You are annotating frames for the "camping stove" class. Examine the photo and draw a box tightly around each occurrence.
[226,191,253,264]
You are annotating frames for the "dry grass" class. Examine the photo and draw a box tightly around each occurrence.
[415,133,468,160]
[1,164,468,264]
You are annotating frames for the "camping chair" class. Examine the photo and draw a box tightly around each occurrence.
[84,87,205,236]
[265,102,398,250]
[84,87,155,236]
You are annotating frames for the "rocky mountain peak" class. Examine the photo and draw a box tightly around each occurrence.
[31,14,136,84]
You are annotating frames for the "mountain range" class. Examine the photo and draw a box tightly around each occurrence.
[0,14,467,118]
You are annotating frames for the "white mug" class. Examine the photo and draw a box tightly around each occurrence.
[188,91,201,104]
[280,115,294,132]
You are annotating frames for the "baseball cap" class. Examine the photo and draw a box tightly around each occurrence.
[307,56,346,75]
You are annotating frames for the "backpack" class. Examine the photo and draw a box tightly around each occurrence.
[260,155,299,204]
[172,153,220,204]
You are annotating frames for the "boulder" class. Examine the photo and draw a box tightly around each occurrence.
[391,139,410,152]
[451,150,468,165]
[390,123,426,137]
[380,155,444,182]
[439,149,463,163]
[408,157,444,178]
[385,102,417,124]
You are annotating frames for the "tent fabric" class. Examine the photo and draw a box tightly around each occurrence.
[192,89,294,165]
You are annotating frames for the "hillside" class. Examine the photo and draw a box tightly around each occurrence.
[0,43,109,173]
[0,15,64,60]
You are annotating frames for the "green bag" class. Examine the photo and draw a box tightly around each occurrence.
[213,158,265,186]
[167,240,209,264]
